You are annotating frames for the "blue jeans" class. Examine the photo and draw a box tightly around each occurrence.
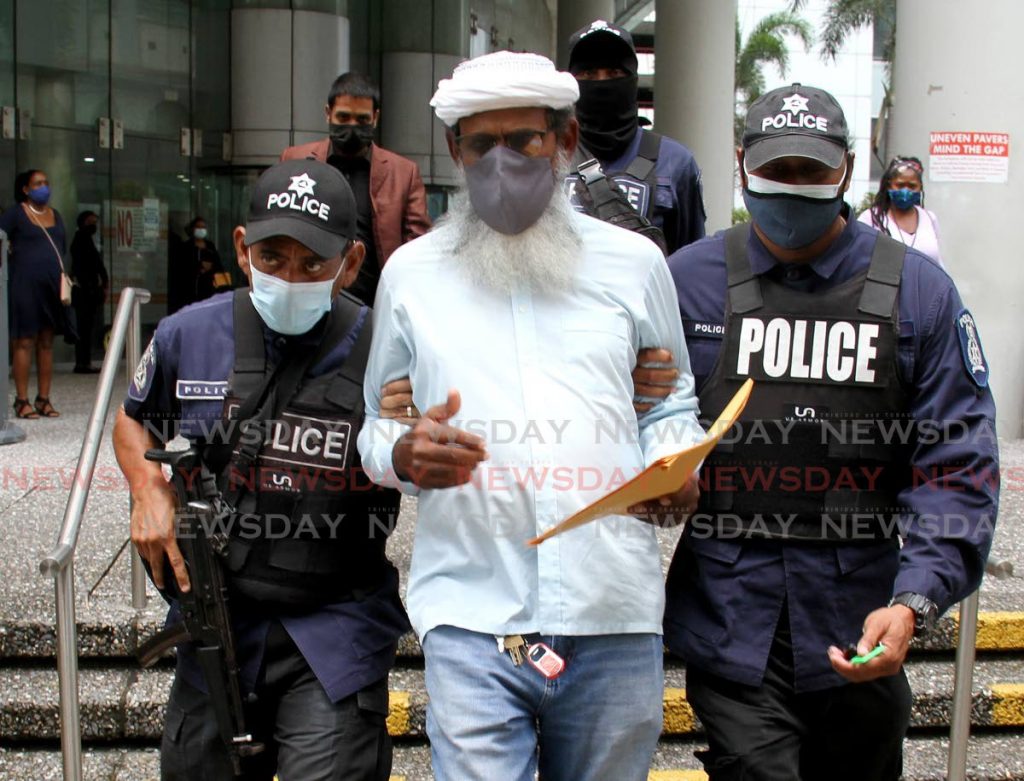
[422,625,664,781]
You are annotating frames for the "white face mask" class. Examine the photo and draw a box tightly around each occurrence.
[247,249,343,335]
[744,159,848,200]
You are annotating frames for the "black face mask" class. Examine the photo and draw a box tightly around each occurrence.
[329,123,375,156]
[84,224,98,236]
[575,75,639,161]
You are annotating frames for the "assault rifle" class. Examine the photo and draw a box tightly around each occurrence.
[136,446,264,775]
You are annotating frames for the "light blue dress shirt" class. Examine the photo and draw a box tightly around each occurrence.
[357,213,704,639]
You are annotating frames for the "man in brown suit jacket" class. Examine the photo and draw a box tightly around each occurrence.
[281,72,431,305]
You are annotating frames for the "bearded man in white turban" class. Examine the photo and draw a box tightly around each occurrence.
[357,51,704,781]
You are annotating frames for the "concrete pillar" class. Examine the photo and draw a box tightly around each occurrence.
[890,0,1023,437]
[378,0,466,187]
[231,7,350,166]
[556,0,616,69]
[653,0,735,233]
[32,74,78,217]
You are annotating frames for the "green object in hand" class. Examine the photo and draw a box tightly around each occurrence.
[850,643,886,665]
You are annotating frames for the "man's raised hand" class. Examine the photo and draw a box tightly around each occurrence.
[392,389,488,489]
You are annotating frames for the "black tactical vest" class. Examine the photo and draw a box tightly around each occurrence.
[211,290,401,609]
[566,131,667,253]
[696,224,912,542]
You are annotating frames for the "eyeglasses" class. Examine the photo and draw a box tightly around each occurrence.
[454,128,551,160]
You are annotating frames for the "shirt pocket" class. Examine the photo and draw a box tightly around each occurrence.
[560,311,633,376]
[675,534,746,643]
[834,539,899,582]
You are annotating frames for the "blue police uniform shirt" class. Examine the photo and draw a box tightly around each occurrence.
[601,126,707,254]
[123,291,411,702]
[664,208,998,692]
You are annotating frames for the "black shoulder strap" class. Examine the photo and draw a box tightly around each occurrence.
[858,234,906,318]
[325,297,374,410]
[624,130,661,185]
[724,224,763,313]
[230,289,268,398]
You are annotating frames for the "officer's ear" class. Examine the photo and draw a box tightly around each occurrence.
[445,127,461,166]
[736,148,748,189]
[371,108,381,128]
[841,152,855,194]
[336,240,365,295]
[234,227,253,286]
[556,117,579,162]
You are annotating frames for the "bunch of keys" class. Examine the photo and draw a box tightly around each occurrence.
[499,635,566,679]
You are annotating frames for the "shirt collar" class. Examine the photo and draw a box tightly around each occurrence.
[747,204,858,281]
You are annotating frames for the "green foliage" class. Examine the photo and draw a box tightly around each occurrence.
[732,207,751,225]
[789,0,897,62]
[735,12,814,144]
[855,190,876,217]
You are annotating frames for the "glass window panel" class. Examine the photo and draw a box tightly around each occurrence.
[15,0,110,133]
[192,0,231,133]
[111,0,191,140]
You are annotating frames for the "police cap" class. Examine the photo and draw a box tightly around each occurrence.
[743,83,850,170]
[567,19,638,76]
[244,158,356,259]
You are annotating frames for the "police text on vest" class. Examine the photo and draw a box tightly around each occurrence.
[736,317,879,383]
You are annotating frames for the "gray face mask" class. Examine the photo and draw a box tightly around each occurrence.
[463,145,555,235]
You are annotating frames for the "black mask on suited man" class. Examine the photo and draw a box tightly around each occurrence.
[330,123,375,156]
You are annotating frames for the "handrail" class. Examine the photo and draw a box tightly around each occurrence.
[948,557,1016,779]
[948,589,979,781]
[38,286,151,781]
[0,229,27,446]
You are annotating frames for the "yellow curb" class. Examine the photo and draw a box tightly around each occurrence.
[649,772,708,781]
[972,612,1024,650]
[387,690,411,736]
[663,687,697,734]
[991,683,1024,726]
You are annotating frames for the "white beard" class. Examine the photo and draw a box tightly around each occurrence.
[438,156,583,295]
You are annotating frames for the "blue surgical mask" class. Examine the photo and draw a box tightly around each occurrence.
[742,159,847,249]
[888,188,921,211]
[248,250,342,335]
[193,227,208,240]
[28,185,50,205]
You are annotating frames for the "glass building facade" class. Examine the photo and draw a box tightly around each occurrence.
[0,1,240,341]
[0,0,555,353]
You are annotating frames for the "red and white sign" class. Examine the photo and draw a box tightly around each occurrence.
[929,131,1009,183]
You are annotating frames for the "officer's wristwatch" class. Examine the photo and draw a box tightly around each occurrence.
[890,592,939,636]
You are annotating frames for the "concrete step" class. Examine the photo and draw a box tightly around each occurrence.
[3,733,1024,781]
[1,658,1023,742]
[2,609,1023,660]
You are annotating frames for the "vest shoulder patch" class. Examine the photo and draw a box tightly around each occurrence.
[955,308,989,387]
[128,340,157,402]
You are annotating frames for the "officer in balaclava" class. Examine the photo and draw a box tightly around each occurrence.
[568,19,706,253]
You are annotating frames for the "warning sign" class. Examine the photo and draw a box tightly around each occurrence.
[929,131,1009,183]
[114,203,159,254]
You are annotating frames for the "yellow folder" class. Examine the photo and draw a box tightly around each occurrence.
[527,378,753,546]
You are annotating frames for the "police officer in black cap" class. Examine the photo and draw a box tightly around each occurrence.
[566,19,706,254]
[649,84,998,779]
[113,158,409,780]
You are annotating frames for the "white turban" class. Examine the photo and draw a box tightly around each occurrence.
[431,51,580,127]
